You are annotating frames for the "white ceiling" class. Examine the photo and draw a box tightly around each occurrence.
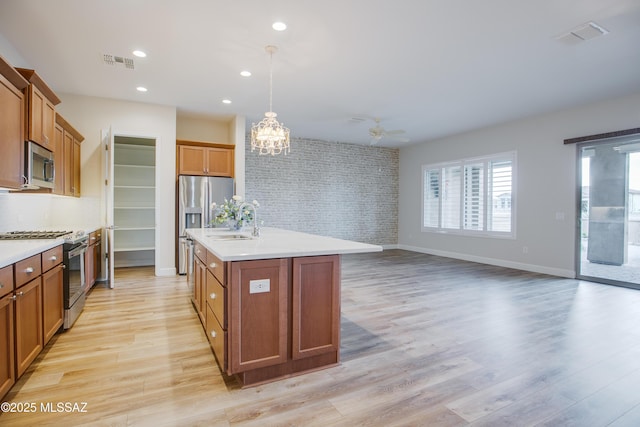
[1,0,639,147]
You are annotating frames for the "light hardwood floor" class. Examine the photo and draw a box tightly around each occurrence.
[3,249,640,426]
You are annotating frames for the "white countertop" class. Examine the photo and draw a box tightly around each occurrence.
[186,227,383,261]
[0,225,103,269]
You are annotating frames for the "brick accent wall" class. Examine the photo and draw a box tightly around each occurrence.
[245,137,398,245]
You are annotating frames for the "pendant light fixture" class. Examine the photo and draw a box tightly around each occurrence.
[250,45,291,156]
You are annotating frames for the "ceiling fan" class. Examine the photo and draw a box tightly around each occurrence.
[368,118,409,144]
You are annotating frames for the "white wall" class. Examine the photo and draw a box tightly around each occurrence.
[399,92,640,277]
[176,114,231,142]
[56,94,177,276]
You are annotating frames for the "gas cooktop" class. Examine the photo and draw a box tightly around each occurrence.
[0,230,89,245]
[0,230,72,240]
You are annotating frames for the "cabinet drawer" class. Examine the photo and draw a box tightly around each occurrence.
[194,241,206,262]
[15,254,42,287]
[206,303,226,370]
[0,265,13,298]
[206,270,225,329]
[206,251,224,284]
[41,245,63,272]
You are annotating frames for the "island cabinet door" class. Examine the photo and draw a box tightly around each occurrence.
[228,258,288,374]
[291,255,341,360]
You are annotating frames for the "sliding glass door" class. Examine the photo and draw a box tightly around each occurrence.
[578,135,640,288]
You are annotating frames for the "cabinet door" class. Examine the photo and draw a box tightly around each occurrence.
[292,255,340,360]
[0,293,15,399]
[53,123,64,194]
[228,258,288,374]
[206,147,233,177]
[72,138,81,196]
[94,237,102,282]
[0,73,25,189]
[27,84,44,145]
[63,131,74,195]
[27,85,55,150]
[42,264,63,345]
[84,243,95,291]
[43,97,55,152]
[193,256,206,324]
[178,145,206,175]
[15,278,43,378]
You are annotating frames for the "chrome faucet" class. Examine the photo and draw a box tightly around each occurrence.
[239,202,260,237]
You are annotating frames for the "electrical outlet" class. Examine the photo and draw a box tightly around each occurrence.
[249,279,270,294]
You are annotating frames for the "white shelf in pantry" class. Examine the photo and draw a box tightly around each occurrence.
[114,246,155,253]
[114,206,155,210]
[114,227,155,231]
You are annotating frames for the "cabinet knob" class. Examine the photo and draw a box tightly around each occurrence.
[50,255,57,261]
[210,293,216,300]
[25,267,34,274]
[62,264,66,269]
[17,291,24,297]
[210,331,216,338]
[91,237,96,241]
[209,262,216,269]
[0,283,3,289]
[196,249,201,254]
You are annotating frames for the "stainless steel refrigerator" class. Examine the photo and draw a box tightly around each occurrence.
[178,175,234,275]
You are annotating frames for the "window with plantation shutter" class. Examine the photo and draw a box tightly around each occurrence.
[422,152,515,238]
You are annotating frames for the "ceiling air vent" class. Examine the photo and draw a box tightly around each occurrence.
[556,21,609,45]
[103,54,135,70]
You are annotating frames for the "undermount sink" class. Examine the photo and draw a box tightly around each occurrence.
[206,233,252,241]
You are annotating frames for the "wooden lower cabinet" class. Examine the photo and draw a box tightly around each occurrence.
[228,258,289,374]
[291,255,341,360]
[15,278,43,378]
[0,292,15,399]
[193,249,341,386]
[206,303,226,369]
[1,247,66,399]
[193,255,206,324]
[42,264,63,345]
[84,230,102,290]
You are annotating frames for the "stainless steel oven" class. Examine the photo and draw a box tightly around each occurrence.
[63,236,88,329]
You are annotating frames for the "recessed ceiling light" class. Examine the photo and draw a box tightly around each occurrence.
[136,86,148,92]
[222,99,232,104]
[240,70,252,77]
[132,50,147,58]
[272,21,287,31]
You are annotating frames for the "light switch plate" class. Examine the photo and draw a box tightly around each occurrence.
[249,279,270,294]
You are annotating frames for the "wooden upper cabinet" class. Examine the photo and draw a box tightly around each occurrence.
[53,123,64,194]
[56,113,83,197]
[177,142,234,177]
[16,68,60,152]
[0,56,28,189]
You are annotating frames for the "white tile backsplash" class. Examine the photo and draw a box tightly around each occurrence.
[0,193,101,232]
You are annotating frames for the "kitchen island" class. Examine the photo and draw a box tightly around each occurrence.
[186,227,382,386]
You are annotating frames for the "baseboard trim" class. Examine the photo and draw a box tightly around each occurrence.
[156,267,177,277]
[397,244,575,278]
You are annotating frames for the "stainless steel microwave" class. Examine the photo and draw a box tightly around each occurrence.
[24,141,55,189]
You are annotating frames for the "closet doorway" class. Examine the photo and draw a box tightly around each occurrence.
[103,129,158,288]
[577,132,640,289]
